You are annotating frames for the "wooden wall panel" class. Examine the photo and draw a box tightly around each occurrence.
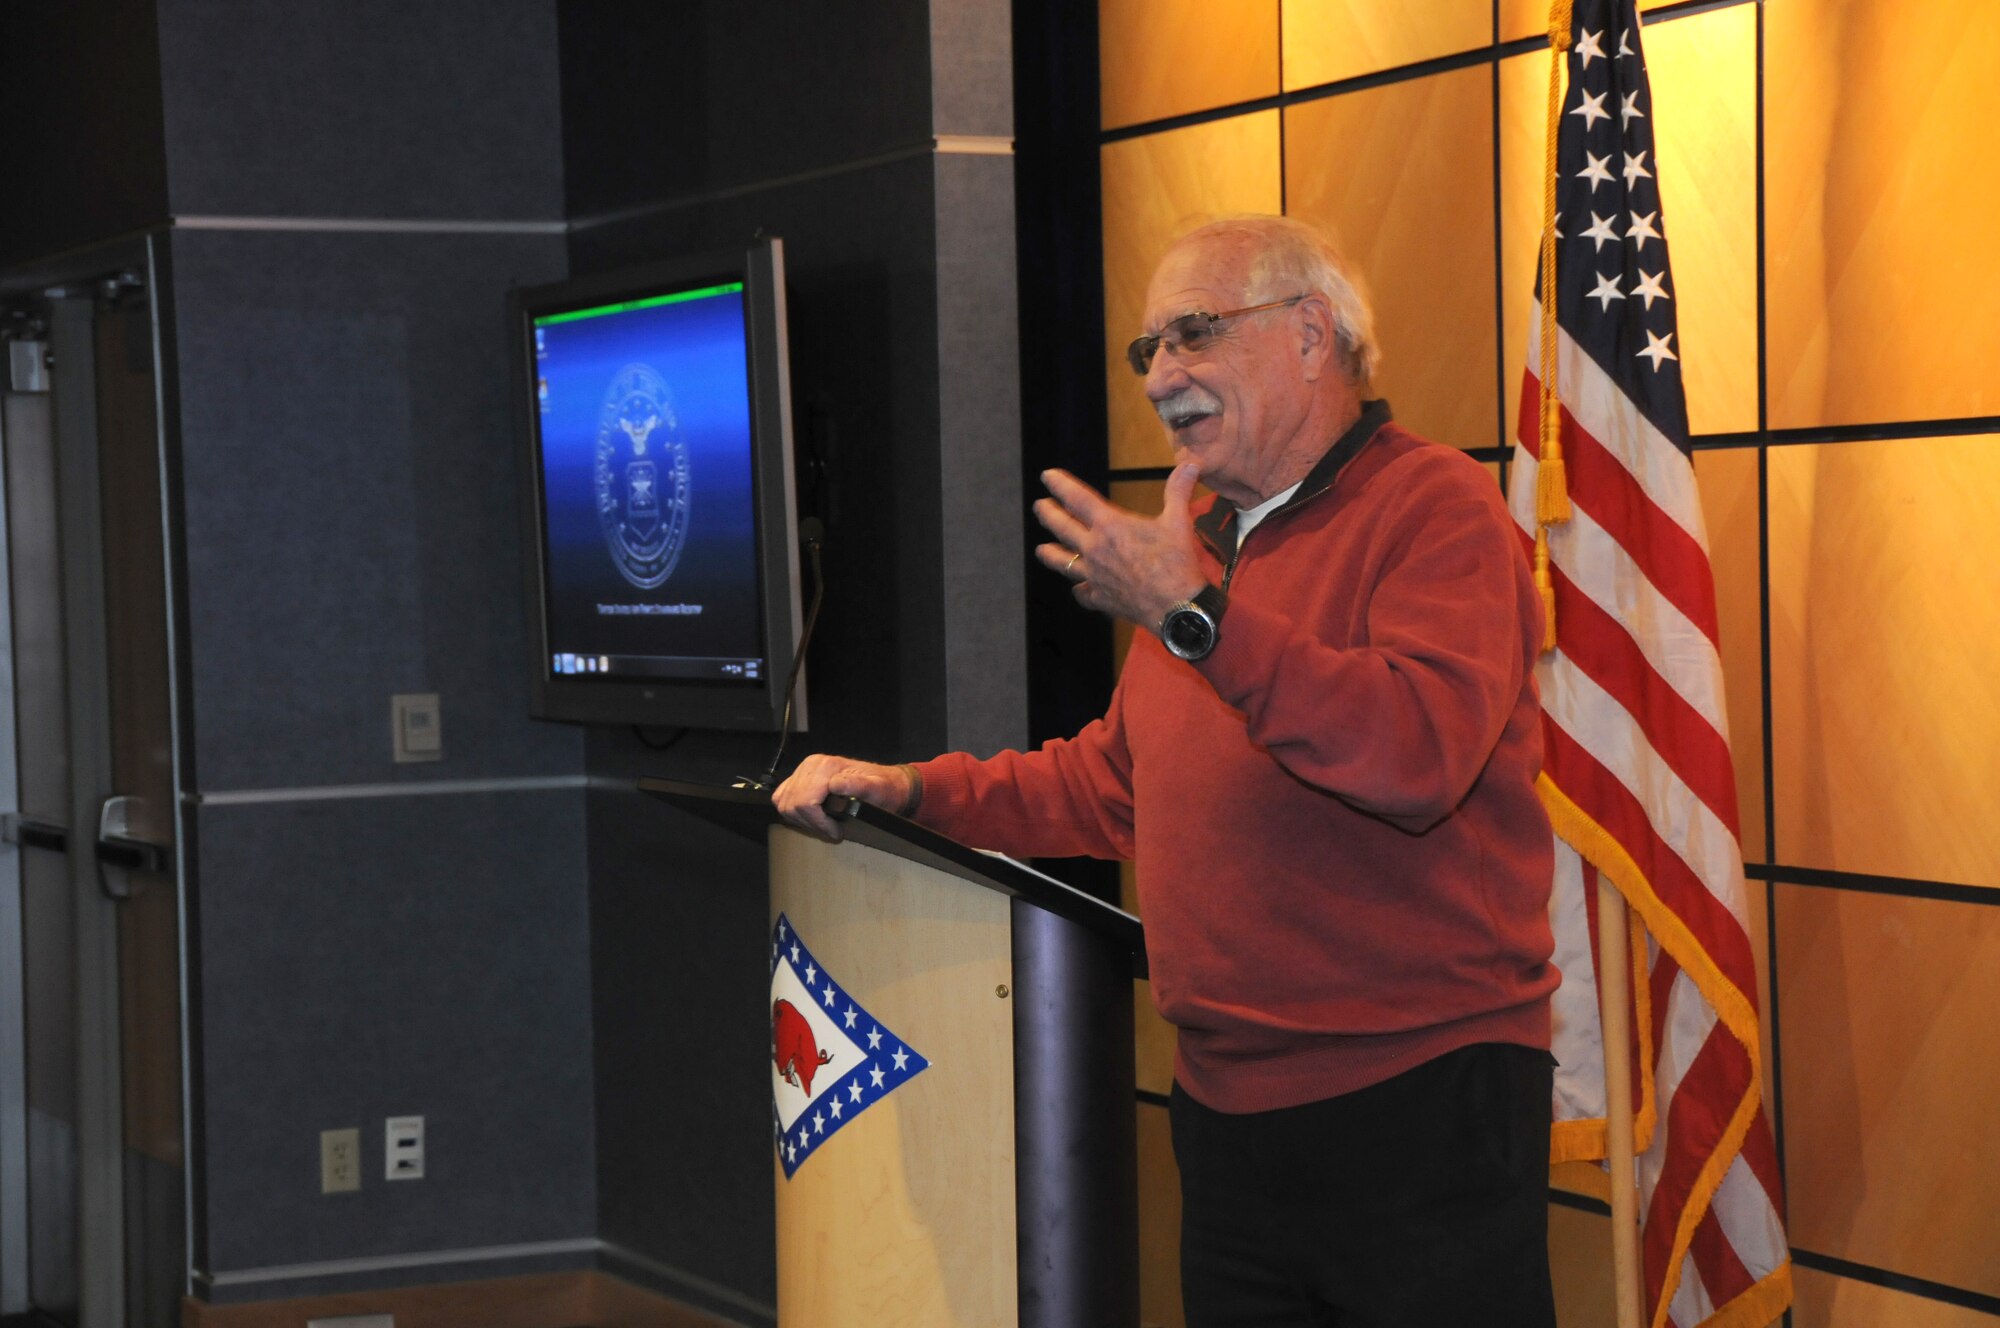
[1101,115,1284,470]
[1136,1103,1187,1328]
[1499,9,1755,440]
[1498,48,1550,446]
[1768,437,2000,887]
[1775,884,2000,1299]
[1548,1204,1619,1328]
[1792,1265,2000,1328]
[1099,0,1279,131]
[1692,447,1766,864]
[1281,0,1489,90]
[1285,66,1497,450]
[1643,4,1757,435]
[1502,0,1687,44]
[1766,0,2000,428]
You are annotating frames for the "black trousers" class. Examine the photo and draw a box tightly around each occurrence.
[1169,1042,1558,1328]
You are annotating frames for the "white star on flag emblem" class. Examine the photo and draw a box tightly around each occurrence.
[770,913,930,1179]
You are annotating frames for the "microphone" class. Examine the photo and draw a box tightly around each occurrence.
[734,516,826,792]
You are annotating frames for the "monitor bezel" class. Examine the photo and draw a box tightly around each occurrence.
[509,237,806,732]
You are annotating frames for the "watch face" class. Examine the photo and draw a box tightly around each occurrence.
[1165,606,1216,660]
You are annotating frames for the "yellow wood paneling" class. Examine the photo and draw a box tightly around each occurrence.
[1281,0,1489,90]
[1548,1203,1618,1328]
[1776,884,2000,1299]
[1766,1,2000,428]
[1498,48,1551,445]
[1502,0,1690,44]
[1136,1102,1186,1328]
[1767,438,2000,887]
[1792,1265,1999,1328]
[1499,8,1756,441]
[1645,5,1757,435]
[1100,0,1280,131]
[1286,66,1497,449]
[1101,116,1284,471]
[1693,448,1766,863]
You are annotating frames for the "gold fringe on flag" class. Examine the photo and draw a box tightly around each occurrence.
[1536,0,1575,654]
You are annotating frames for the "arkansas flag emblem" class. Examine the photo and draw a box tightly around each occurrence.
[770,914,930,1178]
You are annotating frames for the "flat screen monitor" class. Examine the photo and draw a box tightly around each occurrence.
[510,238,806,731]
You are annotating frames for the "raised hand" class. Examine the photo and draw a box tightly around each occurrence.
[1035,461,1207,632]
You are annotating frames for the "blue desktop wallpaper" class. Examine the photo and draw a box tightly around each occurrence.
[534,287,763,674]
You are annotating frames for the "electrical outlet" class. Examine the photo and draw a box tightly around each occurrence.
[321,1127,361,1194]
[386,1115,424,1180]
[391,693,442,763]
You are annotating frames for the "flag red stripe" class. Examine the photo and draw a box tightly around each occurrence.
[1557,407,1722,647]
[1649,948,1680,1069]
[1517,372,1721,647]
[1541,724,1761,994]
[1641,1026,1753,1306]
[1737,1102,1787,1215]
[1547,560,1743,839]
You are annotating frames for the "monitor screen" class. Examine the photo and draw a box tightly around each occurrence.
[511,239,805,730]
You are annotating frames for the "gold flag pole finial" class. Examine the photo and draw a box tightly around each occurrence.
[1535,0,1576,653]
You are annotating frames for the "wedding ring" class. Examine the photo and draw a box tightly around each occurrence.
[1066,552,1083,576]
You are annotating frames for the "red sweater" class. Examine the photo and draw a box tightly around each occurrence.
[913,408,1558,1113]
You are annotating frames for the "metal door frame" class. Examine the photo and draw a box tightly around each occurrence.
[0,337,34,1314]
[0,230,194,1326]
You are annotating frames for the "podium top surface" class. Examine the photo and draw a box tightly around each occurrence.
[637,777,1146,974]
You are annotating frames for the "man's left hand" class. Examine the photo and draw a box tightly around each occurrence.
[1035,462,1207,631]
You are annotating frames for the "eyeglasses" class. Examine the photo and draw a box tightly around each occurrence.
[1125,295,1306,375]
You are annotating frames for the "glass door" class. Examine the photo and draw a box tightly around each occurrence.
[1,263,184,1328]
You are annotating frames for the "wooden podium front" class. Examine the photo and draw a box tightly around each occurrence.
[641,780,1145,1328]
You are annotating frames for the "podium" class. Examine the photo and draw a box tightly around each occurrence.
[640,779,1145,1328]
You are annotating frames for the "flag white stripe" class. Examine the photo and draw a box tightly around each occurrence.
[1713,1151,1791,1275]
[1549,837,1607,1122]
[1637,968,1719,1202]
[1510,454,1731,739]
[1537,659,1751,932]
[1524,308,1711,548]
[1668,1250,1717,1328]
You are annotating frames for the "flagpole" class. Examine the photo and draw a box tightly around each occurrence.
[1595,881,1645,1328]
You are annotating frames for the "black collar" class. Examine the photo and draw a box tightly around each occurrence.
[1193,399,1393,561]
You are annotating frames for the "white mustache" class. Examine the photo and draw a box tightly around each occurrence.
[1155,387,1221,427]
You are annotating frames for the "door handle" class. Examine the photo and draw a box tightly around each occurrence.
[96,795,171,898]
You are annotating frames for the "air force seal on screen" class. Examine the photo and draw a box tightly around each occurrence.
[595,363,691,589]
[770,914,930,1179]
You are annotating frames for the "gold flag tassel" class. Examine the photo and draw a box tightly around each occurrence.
[1535,0,1575,653]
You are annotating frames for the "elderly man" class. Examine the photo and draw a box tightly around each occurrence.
[776,215,1558,1326]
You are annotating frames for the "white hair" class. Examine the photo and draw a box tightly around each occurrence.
[1172,215,1380,385]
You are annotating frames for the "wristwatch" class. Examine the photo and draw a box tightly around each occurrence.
[1160,584,1229,661]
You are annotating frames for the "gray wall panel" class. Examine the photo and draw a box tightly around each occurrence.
[935,153,1026,758]
[167,228,581,791]
[156,0,564,221]
[585,785,776,1304]
[559,1,935,224]
[192,789,594,1274]
[930,0,1016,138]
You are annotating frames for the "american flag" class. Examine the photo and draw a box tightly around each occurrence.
[1506,2,1793,1325]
